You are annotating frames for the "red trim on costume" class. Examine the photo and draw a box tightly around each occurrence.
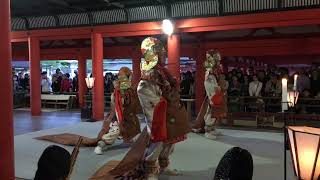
[114,89,124,123]
[165,135,187,144]
[151,97,168,142]
[211,90,223,106]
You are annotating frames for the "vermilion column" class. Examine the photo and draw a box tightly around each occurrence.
[195,46,206,113]
[0,0,14,179]
[91,33,104,120]
[78,55,87,108]
[167,34,181,81]
[28,37,41,116]
[132,52,141,86]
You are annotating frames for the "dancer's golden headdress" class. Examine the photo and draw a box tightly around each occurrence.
[118,67,131,90]
[140,37,165,71]
[204,49,221,70]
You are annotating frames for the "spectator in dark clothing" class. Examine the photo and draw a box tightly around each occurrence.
[180,72,192,97]
[72,71,79,92]
[226,72,233,83]
[104,73,114,94]
[214,147,253,180]
[228,76,241,95]
[241,75,250,96]
[310,70,320,96]
[297,71,311,93]
[265,74,281,97]
[12,74,19,92]
[34,145,71,180]
[18,72,24,87]
[21,73,30,91]
[52,69,62,93]
[236,70,244,83]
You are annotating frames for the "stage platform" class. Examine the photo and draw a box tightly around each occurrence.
[14,121,295,180]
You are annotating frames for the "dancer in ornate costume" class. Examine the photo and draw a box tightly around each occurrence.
[35,67,141,153]
[90,37,191,180]
[192,50,228,140]
[94,67,141,154]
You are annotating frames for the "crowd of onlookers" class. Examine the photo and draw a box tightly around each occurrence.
[13,65,320,98]
[12,68,79,94]
[179,65,320,113]
[12,68,119,94]
[41,69,79,93]
[12,65,320,113]
[223,65,320,99]
[176,65,319,99]
[12,71,30,92]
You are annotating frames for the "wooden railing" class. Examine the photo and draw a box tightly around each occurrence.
[227,96,320,114]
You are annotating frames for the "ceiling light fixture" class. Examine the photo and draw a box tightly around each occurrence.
[162,19,174,35]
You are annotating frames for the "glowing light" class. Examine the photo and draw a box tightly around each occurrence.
[287,91,299,107]
[85,77,95,89]
[288,126,320,179]
[282,78,288,111]
[162,19,174,35]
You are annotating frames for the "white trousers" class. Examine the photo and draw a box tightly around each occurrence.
[204,104,216,132]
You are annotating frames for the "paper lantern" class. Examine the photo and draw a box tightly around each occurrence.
[85,77,95,89]
[288,126,320,179]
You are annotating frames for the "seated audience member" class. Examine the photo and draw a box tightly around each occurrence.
[214,147,253,180]
[257,70,267,84]
[248,75,264,112]
[297,71,311,93]
[249,75,262,97]
[264,75,281,97]
[236,71,244,83]
[34,145,71,180]
[228,76,241,95]
[241,75,250,96]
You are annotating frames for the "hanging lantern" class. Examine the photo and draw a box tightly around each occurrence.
[288,126,320,180]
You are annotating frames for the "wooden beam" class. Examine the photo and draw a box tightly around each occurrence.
[10,8,320,42]
[12,36,320,60]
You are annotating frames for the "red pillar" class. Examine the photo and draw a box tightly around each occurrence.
[132,52,141,87]
[167,34,181,81]
[0,0,14,178]
[195,46,206,113]
[91,33,104,120]
[78,55,87,108]
[28,37,41,116]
